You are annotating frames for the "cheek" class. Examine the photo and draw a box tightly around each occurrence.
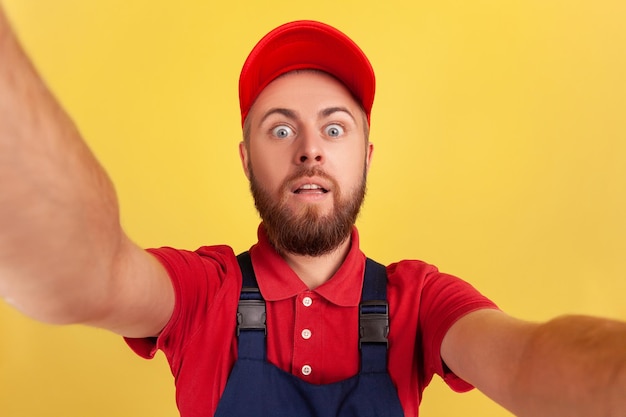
[337,149,367,181]
[249,152,289,191]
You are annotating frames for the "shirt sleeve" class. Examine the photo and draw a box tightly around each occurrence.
[124,245,240,364]
[419,268,498,392]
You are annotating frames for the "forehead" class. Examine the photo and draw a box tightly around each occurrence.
[248,70,362,121]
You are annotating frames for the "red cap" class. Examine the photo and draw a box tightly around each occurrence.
[239,20,375,126]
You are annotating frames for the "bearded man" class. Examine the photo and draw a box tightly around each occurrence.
[1,9,626,417]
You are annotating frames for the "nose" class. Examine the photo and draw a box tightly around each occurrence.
[296,128,324,164]
[299,153,322,163]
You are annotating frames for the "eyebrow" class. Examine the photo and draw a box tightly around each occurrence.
[319,106,356,123]
[259,106,357,126]
[259,107,298,126]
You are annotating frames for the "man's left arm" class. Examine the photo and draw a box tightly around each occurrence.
[441,309,626,417]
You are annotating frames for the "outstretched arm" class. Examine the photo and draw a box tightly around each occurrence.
[442,309,626,417]
[0,5,173,337]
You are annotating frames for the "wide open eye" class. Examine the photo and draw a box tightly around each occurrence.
[271,125,294,139]
[325,124,344,138]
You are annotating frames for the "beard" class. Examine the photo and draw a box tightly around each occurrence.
[249,164,367,257]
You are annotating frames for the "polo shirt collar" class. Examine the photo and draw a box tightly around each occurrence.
[249,223,366,307]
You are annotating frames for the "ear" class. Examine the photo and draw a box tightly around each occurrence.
[365,142,374,173]
[239,141,251,180]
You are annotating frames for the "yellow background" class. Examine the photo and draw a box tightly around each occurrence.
[2,0,625,416]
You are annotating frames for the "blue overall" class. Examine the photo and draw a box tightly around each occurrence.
[214,252,405,417]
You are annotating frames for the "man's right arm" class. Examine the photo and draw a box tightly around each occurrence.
[0,5,174,338]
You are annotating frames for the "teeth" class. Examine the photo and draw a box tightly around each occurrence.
[300,184,322,190]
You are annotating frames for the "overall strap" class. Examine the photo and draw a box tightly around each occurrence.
[360,258,390,373]
[235,252,390,370]
[236,252,266,359]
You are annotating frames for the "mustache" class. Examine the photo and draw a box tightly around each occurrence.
[282,166,338,190]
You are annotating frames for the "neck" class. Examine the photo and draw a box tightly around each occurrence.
[282,237,351,290]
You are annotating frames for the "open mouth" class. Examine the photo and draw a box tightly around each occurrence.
[294,184,329,194]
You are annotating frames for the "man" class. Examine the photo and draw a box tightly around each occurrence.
[1,6,625,417]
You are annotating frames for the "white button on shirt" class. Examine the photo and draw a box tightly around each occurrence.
[294,294,317,381]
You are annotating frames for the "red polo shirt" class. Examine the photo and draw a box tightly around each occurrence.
[126,225,497,417]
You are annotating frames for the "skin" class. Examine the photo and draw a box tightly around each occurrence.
[0,6,173,338]
[240,71,373,288]
[443,310,626,417]
[0,6,625,416]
